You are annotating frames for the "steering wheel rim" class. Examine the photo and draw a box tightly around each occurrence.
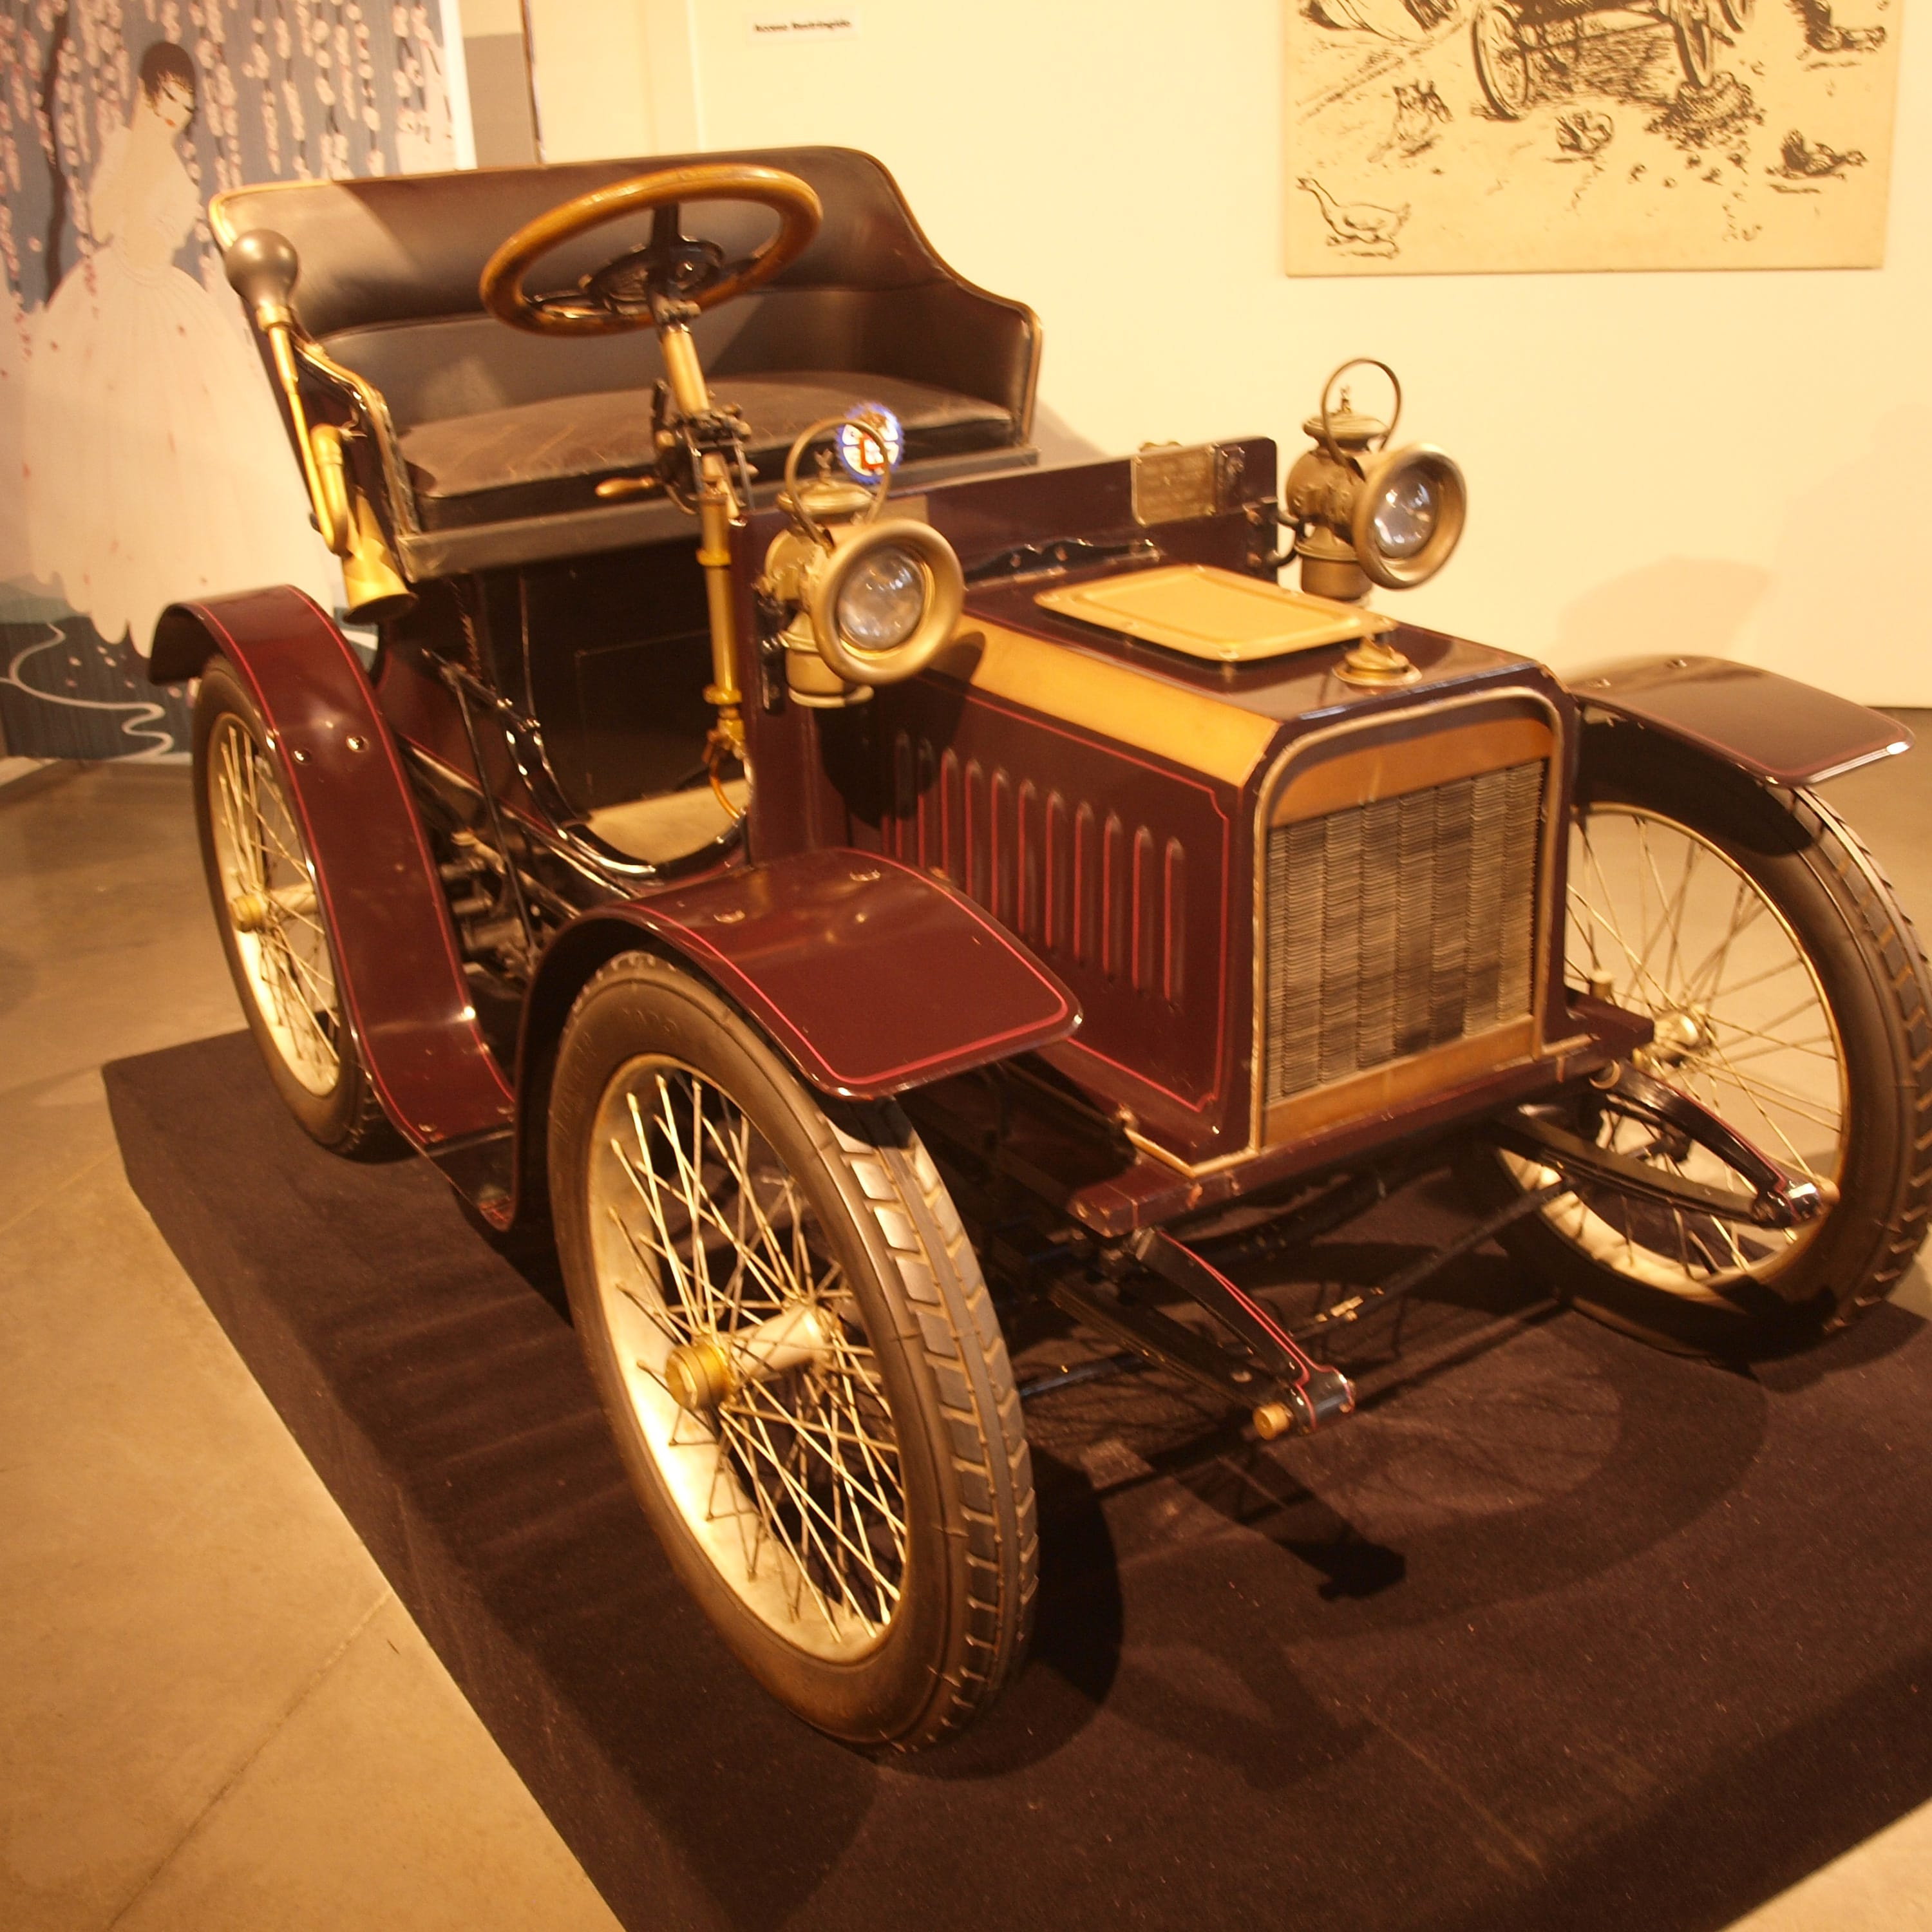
[480,162,823,337]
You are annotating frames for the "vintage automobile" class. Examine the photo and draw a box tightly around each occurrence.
[153,148,1931,1752]
[1470,0,1748,119]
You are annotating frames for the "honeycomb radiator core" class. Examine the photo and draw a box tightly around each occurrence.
[1265,760,1544,1103]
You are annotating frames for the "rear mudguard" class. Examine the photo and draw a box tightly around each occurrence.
[1566,655,1910,787]
[153,591,519,1202]
[153,591,1079,1227]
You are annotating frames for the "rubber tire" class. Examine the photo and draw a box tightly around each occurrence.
[1472,3,1533,118]
[192,656,393,1155]
[549,952,1037,1749]
[1477,719,1932,1356]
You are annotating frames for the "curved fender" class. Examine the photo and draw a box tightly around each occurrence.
[522,847,1079,1098]
[153,591,517,1207]
[512,848,1081,1220]
[1566,654,1911,788]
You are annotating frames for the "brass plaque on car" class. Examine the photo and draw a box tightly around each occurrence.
[1131,444,1222,526]
[1036,564,1394,663]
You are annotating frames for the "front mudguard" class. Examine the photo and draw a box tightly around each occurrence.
[510,851,1081,1223]
[1566,655,1909,788]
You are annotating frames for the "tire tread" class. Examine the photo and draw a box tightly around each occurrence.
[829,1115,1036,1748]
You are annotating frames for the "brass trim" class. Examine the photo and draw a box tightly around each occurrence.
[1260,1016,1537,1143]
[1270,715,1553,824]
[1124,1126,1200,1177]
[296,338,422,538]
[308,425,352,555]
[1036,564,1393,663]
[936,620,1282,786]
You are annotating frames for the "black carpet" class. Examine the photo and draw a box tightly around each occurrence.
[108,1031,1932,1932]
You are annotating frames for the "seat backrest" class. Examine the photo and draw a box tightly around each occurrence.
[212,147,1039,440]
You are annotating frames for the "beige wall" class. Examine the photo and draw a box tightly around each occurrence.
[527,0,1930,703]
[522,0,701,158]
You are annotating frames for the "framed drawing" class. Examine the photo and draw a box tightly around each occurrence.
[1283,0,1903,272]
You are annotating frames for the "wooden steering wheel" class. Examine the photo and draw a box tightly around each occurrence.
[480,162,822,337]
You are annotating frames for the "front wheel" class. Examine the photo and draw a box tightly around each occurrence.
[1476,720,1932,1354]
[549,953,1037,1748]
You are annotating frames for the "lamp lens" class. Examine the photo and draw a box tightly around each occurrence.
[1372,471,1438,560]
[836,545,926,651]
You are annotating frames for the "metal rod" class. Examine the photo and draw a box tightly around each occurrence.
[1291,1181,1568,1341]
[441,664,536,960]
[1016,1352,1146,1402]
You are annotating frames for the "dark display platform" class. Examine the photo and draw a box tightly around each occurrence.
[109,1032,1932,1932]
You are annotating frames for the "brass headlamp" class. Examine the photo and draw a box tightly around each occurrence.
[761,412,965,709]
[1282,359,1466,604]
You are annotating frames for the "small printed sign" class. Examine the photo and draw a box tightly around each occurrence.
[744,12,862,42]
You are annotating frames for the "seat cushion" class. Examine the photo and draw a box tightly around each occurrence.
[400,372,1014,531]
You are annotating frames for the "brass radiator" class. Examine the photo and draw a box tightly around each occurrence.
[1264,759,1544,1106]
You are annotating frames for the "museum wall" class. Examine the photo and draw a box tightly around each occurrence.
[522,0,1928,703]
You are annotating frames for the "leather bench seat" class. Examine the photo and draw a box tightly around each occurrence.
[401,371,1013,531]
[213,147,1039,564]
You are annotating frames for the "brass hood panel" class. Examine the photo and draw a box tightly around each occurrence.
[933,620,1283,786]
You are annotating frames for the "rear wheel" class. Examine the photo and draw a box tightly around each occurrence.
[1479,721,1932,1353]
[1472,3,1533,118]
[193,657,390,1153]
[549,953,1036,1748]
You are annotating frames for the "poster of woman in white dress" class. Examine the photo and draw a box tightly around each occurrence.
[26,41,332,659]
[0,2,455,762]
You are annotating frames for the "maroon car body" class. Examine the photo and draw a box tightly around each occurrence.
[151,146,1930,1750]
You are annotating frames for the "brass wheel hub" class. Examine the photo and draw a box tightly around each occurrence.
[1643,1008,1711,1068]
[664,1337,734,1413]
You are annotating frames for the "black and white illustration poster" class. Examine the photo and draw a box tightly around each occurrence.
[0,0,454,760]
[1283,0,1902,272]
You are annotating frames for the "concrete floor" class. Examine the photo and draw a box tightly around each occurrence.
[3,743,1931,1930]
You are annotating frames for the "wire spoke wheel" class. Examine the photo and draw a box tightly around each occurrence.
[192,658,390,1153]
[552,954,1035,1747]
[206,711,343,1096]
[1472,3,1533,118]
[1520,802,1844,1296]
[1476,721,1932,1352]
[590,1058,908,1656]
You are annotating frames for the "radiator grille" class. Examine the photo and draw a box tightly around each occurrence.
[1264,760,1544,1103]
